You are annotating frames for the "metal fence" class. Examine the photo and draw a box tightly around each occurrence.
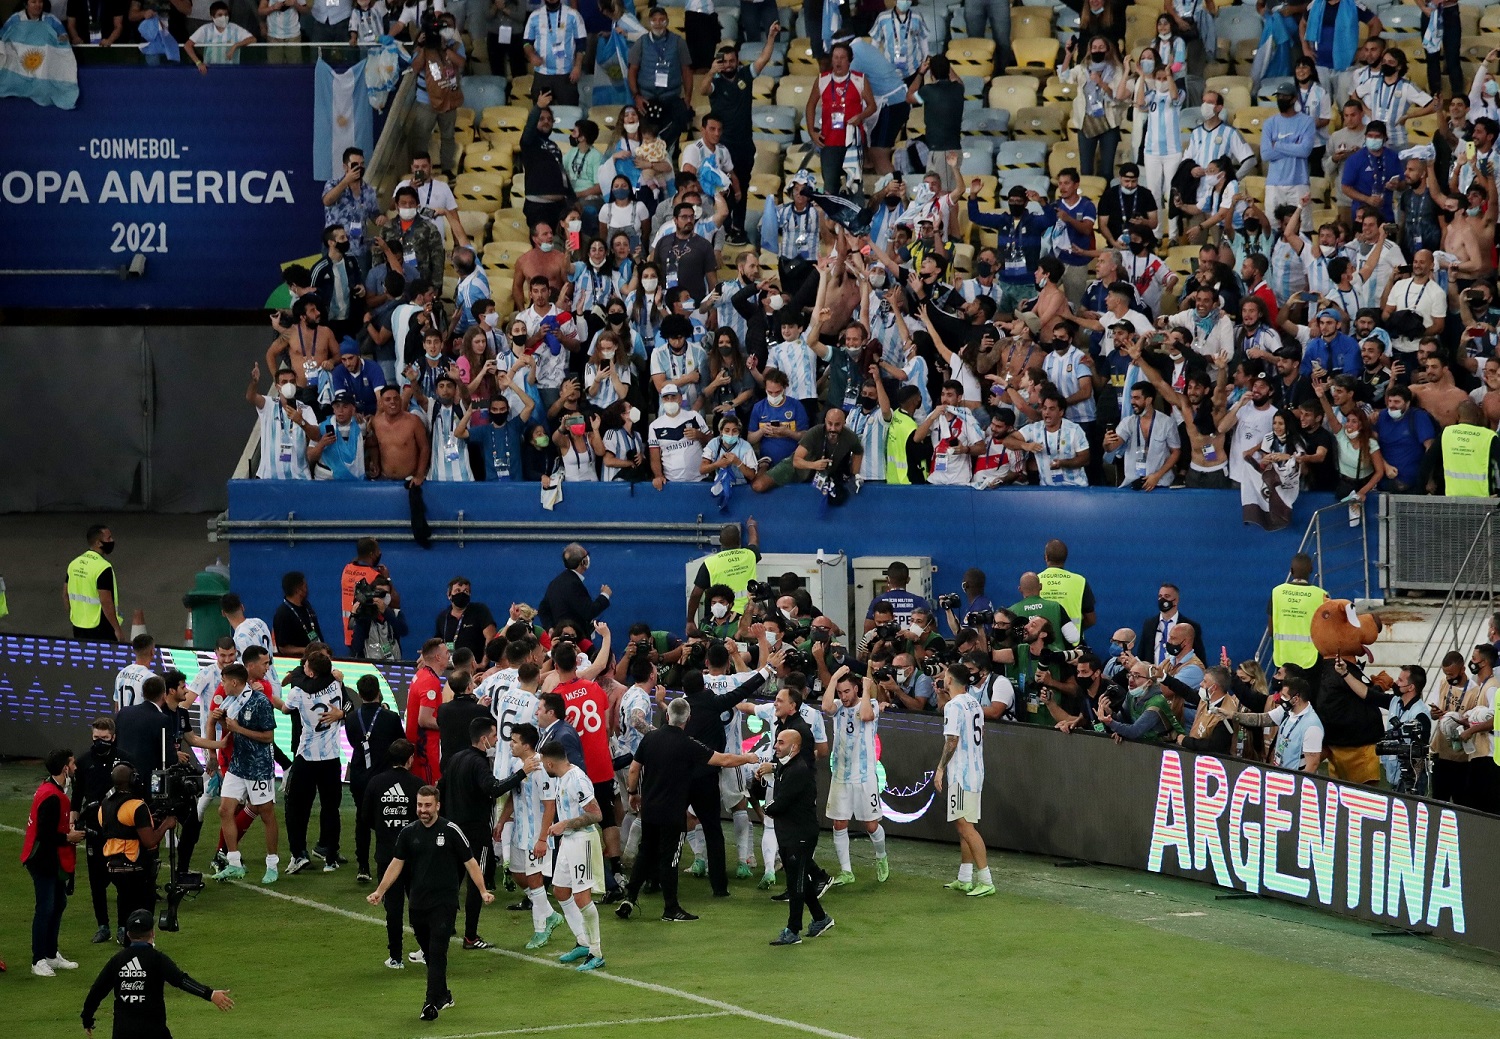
[1379,496,1500,593]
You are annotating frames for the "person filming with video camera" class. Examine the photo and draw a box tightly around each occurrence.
[95,765,179,946]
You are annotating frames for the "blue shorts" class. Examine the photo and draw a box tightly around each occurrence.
[870,101,910,149]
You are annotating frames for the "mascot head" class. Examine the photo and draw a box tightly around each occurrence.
[1310,599,1382,663]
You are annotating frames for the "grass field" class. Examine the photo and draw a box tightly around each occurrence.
[3,760,1499,1039]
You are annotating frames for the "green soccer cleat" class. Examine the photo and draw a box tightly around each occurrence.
[543,912,564,941]
[757,871,776,890]
[213,864,246,882]
[576,955,606,972]
[525,931,549,950]
[944,879,973,893]
[736,862,754,879]
[558,945,591,965]
[967,882,996,898]
[875,856,890,883]
[687,857,708,877]
[261,866,279,885]
[831,871,855,887]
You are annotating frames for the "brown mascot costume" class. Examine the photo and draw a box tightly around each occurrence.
[1305,599,1393,783]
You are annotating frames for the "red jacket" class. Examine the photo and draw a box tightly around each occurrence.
[21,779,75,874]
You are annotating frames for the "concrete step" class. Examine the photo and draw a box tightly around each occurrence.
[1369,601,1491,670]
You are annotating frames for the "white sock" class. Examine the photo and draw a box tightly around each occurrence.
[870,825,887,859]
[581,900,601,956]
[832,828,852,872]
[686,824,705,859]
[528,885,551,931]
[559,896,587,947]
[733,810,753,865]
[500,821,514,867]
[977,867,992,885]
[623,813,641,859]
[265,854,279,869]
[958,863,973,883]
[761,826,779,874]
[227,851,243,867]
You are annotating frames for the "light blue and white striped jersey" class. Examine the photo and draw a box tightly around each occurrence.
[256,398,316,481]
[426,401,475,482]
[767,338,819,401]
[1299,240,1335,297]
[649,342,709,410]
[188,664,223,722]
[942,692,985,792]
[523,4,586,75]
[1141,87,1183,157]
[115,664,155,711]
[1017,419,1089,487]
[286,680,345,762]
[1270,239,1309,302]
[570,265,617,313]
[233,618,278,681]
[618,683,654,757]
[489,677,538,778]
[715,276,751,345]
[454,269,491,335]
[510,764,553,852]
[1185,121,1253,171]
[1042,345,1097,423]
[866,294,902,366]
[777,203,821,261]
[707,671,757,748]
[902,355,932,417]
[831,700,881,784]
[552,764,596,823]
[684,0,713,12]
[1356,76,1432,148]
[846,404,888,481]
[1295,81,1332,148]
[816,0,842,44]
[702,436,758,483]
[870,10,930,78]
[585,361,631,409]
[960,278,1003,307]
[601,428,644,481]
[799,702,828,743]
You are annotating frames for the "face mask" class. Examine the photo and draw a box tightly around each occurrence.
[858,395,877,411]
[1244,220,1261,236]
[768,294,785,311]
[533,436,551,450]
[1120,186,1136,197]
[600,348,616,359]
[1469,205,1483,217]
[976,260,993,278]
[1035,275,1047,289]
[279,382,297,400]
[397,206,417,221]
[1139,58,1156,74]
[896,0,912,10]
[482,312,499,329]
[489,410,507,422]
[897,668,913,684]
[1164,641,1182,656]
[710,601,730,619]
[1470,661,1484,676]
[1365,138,1384,153]
[641,277,659,292]
[722,433,740,447]
[1488,80,1499,98]
[608,312,627,325]
[450,591,471,609]
[213,14,228,27]
[1386,406,1404,420]
[93,739,114,756]
[869,270,886,288]
[590,256,605,269]
[766,632,780,647]
[627,406,641,424]
[612,187,630,201]
[1382,65,1399,78]
[623,119,640,132]
[539,242,554,252]
[1200,102,1217,119]
[662,399,681,416]
[1052,338,1072,352]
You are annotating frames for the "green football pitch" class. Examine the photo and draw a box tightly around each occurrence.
[3,761,1499,1039]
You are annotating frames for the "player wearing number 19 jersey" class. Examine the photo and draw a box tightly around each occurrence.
[822,670,889,886]
[540,744,606,972]
[937,664,992,897]
[549,642,624,898]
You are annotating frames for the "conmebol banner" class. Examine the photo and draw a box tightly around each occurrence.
[0,64,325,309]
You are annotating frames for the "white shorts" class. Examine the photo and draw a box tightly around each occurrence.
[718,766,748,812]
[552,832,595,892]
[221,772,275,807]
[946,785,981,824]
[826,779,882,822]
[509,839,546,877]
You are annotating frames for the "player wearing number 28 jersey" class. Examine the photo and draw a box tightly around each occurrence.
[937,664,993,898]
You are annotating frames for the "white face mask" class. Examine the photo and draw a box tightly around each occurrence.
[279,382,297,400]
[905,624,925,638]
[710,602,729,620]
[600,348,616,359]
[641,277,659,292]
[766,392,785,407]
[213,13,228,27]
[627,406,641,424]
[869,271,886,288]
[768,294,785,311]
[589,256,605,269]
[1200,102,1217,119]
[766,632,780,647]
[662,399,681,416]
[483,312,499,328]
[623,120,640,132]
[539,242,554,252]
[397,206,417,221]
[897,668,913,684]
[567,219,582,233]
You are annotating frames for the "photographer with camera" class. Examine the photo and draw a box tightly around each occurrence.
[878,652,936,712]
[937,569,993,637]
[96,764,178,945]
[350,574,409,661]
[858,603,901,663]
[899,607,946,666]
[1378,666,1433,792]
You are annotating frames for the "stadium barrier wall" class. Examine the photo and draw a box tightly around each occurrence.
[1,632,1491,952]
[226,480,1371,666]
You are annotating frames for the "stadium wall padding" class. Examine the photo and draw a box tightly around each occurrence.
[226,481,1371,666]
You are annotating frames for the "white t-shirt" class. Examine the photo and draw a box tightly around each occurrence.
[394,177,458,238]
[648,409,710,483]
[1384,277,1446,353]
[680,139,734,175]
[256,397,318,480]
[1101,309,1153,357]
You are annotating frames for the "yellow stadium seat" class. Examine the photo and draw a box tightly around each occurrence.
[482,240,530,270]
[1006,38,1059,80]
[1219,85,1253,116]
[479,104,529,138]
[463,146,513,175]
[592,105,624,135]
[1164,246,1199,279]
[453,173,508,213]
[1232,106,1276,148]
[987,75,1039,117]
[1241,175,1266,203]
[1204,74,1250,98]
[1309,176,1331,204]
[786,38,818,70]
[665,6,684,31]
[1041,76,1076,104]
[1460,8,1481,37]
[455,108,475,138]
[753,75,776,103]
[968,175,998,204]
[1079,175,1106,200]
[774,75,817,111]
[508,75,533,102]
[1010,105,1067,139]
[947,37,996,70]
[457,209,491,245]
[950,242,976,277]
[1407,113,1440,143]
[754,141,783,177]
[749,173,783,200]
[491,210,529,243]
[1048,141,1080,177]
[1012,8,1053,39]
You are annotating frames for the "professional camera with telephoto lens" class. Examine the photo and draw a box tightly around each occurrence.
[872,665,896,682]
[744,579,778,616]
[808,626,832,645]
[920,641,958,676]
[872,622,899,643]
[683,637,712,671]
[965,609,995,627]
[351,578,378,615]
[936,593,961,611]
[149,763,206,931]
[1375,720,1429,794]
[780,648,810,674]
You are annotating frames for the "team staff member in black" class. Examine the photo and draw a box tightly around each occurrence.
[97,765,178,946]
[437,716,538,951]
[82,909,233,1038]
[361,739,425,968]
[271,570,325,659]
[347,676,405,885]
[616,697,758,922]
[368,785,495,1022]
[77,717,121,944]
[436,671,489,761]
[434,577,499,663]
[759,729,834,946]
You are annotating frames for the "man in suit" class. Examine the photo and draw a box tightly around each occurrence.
[345,675,406,884]
[759,728,833,946]
[1141,583,1206,665]
[538,544,612,631]
[114,677,174,786]
[535,692,585,771]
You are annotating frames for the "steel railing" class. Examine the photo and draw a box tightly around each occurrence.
[1417,510,1498,668]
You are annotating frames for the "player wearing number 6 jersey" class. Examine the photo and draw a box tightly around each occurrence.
[936,664,992,898]
[821,667,889,886]
[549,639,626,901]
[540,742,606,972]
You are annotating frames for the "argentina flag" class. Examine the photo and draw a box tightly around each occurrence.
[0,19,78,109]
[312,57,372,182]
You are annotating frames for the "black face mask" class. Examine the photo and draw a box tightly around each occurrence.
[1471,661,1485,676]
[884,196,901,207]
[100,541,115,555]
[1052,339,1072,352]
[1278,99,1295,114]
[976,260,993,278]
[1009,203,1026,216]
[1159,597,1174,613]
[490,410,508,422]
[858,396,878,411]
[450,591,471,609]
[93,739,114,756]
[1129,241,1149,254]
[1164,642,1182,656]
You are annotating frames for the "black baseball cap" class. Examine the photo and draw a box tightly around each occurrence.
[126,909,154,937]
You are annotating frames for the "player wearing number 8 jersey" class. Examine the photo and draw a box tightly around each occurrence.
[540,742,606,972]
[549,639,626,900]
[936,664,992,897]
[821,668,889,886]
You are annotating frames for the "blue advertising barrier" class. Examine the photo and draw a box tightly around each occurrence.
[226,481,1371,661]
[0,65,327,309]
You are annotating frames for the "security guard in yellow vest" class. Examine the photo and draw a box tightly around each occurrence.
[97,764,175,942]
[1037,539,1095,643]
[687,517,762,631]
[1268,553,1326,670]
[885,386,924,485]
[1436,405,1499,497]
[67,524,123,643]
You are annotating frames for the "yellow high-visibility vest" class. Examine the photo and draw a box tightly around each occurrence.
[1442,424,1496,497]
[703,548,758,614]
[67,550,118,630]
[1270,582,1326,669]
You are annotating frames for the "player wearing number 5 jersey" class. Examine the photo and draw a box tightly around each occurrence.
[540,742,607,972]
[276,650,347,876]
[936,664,993,898]
[549,640,626,901]
[821,668,890,887]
